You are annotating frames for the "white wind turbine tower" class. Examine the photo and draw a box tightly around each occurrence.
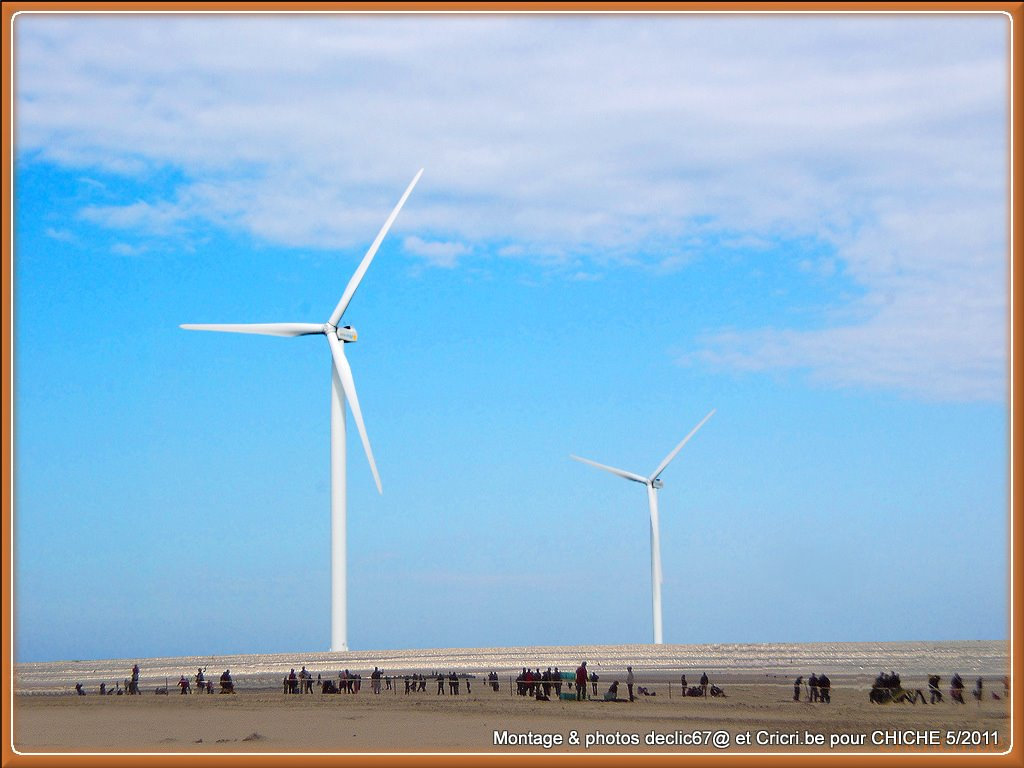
[182,169,423,652]
[571,409,715,645]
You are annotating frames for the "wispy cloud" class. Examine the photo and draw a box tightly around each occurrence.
[403,235,470,269]
[44,227,76,243]
[110,242,148,257]
[78,199,185,235]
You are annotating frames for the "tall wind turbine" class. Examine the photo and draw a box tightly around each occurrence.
[571,409,715,644]
[182,169,423,652]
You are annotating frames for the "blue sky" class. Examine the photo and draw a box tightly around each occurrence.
[12,12,1010,662]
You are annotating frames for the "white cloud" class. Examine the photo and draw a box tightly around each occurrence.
[44,227,75,243]
[402,236,470,269]
[78,200,185,235]
[110,242,147,257]
[13,13,1008,401]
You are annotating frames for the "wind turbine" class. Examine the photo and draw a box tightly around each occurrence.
[571,409,715,645]
[182,169,424,652]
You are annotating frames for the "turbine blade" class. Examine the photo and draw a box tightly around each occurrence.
[649,408,716,482]
[180,323,324,337]
[328,169,424,326]
[570,455,648,484]
[326,334,382,494]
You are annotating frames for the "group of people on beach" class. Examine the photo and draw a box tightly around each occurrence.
[866,670,1005,705]
[793,673,831,703]
[81,661,1009,705]
[174,667,233,694]
[89,662,724,701]
[279,667,475,695]
[74,664,234,696]
[514,667,568,699]
[937,673,999,704]
[510,662,611,702]
[283,667,316,694]
[679,672,722,698]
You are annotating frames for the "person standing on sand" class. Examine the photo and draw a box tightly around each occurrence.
[627,666,636,702]
[299,663,311,696]
[576,662,588,701]
[793,676,803,701]
[951,673,965,703]
[700,672,709,697]
[928,674,943,703]
[818,673,831,703]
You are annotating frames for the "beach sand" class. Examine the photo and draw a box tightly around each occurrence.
[13,672,1011,754]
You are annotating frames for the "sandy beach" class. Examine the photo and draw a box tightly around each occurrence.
[13,679,1011,754]
[12,642,1012,755]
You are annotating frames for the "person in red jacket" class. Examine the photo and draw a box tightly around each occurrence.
[575,662,588,701]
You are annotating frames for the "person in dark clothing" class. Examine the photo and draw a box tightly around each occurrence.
[928,675,943,704]
[818,674,831,703]
[951,673,965,703]
[590,671,599,696]
[809,673,819,702]
[437,672,445,695]
[793,676,803,702]
[700,672,709,697]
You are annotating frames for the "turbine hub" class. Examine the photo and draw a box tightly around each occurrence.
[651,478,664,489]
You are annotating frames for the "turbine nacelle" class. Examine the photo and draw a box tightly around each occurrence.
[328,324,358,343]
[651,478,664,489]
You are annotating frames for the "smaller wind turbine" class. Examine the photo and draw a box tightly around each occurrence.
[571,409,715,645]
